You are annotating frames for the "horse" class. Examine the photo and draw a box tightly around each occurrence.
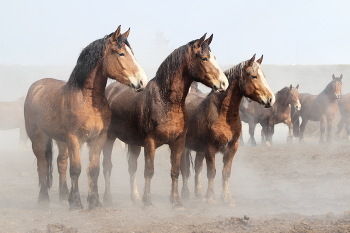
[241,85,301,146]
[0,96,28,148]
[180,54,275,204]
[24,26,147,210]
[102,33,229,209]
[292,74,342,143]
[336,92,350,140]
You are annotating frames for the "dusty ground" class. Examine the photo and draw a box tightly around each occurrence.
[1,125,350,233]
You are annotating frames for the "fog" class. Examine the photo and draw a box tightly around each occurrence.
[0,0,350,232]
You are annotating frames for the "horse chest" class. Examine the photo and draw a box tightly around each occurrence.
[211,120,233,144]
[155,111,185,141]
[78,109,111,140]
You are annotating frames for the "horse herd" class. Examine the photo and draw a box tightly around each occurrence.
[1,26,348,211]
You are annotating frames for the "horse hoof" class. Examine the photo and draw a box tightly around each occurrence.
[142,202,155,210]
[69,202,84,210]
[206,195,217,204]
[265,141,271,146]
[88,201,102,211]
[172,203,185,211]
[181,189,190,200]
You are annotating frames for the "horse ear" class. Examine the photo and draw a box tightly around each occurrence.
[194,33,207,48]
[296,84,299,89]
[248,54,256,66]
[204,34,213,45]
[290,84,292,90]
[256,55,263,64]
[110,25,122,42]
[122,28,130,39]
[332,74,335,80]
[340,74,343,80]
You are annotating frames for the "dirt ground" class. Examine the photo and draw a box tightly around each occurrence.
[1,124,350,233]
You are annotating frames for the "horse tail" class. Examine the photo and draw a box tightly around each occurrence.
[45,139,53,189]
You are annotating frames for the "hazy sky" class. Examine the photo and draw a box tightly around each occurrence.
[1,0,349,66]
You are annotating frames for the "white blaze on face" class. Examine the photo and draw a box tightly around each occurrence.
[125,46,148,87]
[258,67,275,105]
[209,52,228,91]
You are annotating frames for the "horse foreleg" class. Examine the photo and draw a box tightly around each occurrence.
[86,133,107,210]
[194,152,205,199]
[180,148,191,200]
[169,137,185,208]
[67,134,83,210]
[56,141,69,204]
[128,145,141,204]
[326,115,335,143]
[319,115,326,144]
[221,140,238,205]
[249,122,257,146]
[336,116,345,139]
[285,117,293,143]
[299,118,308,143]
[204,146,217,204]
[142,138,156,208]
[102,135,117,206]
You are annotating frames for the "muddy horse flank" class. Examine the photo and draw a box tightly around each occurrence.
[180,55,275,204]
[24,26,147,210]
[102,33,228,208]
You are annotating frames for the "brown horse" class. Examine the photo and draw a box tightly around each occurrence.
[0,96,27,148]
[24,26,147,210]
[241,85,301,145]
[102,34,228,208]
[180,55,275,204]
[292,74,342,143]
[336,92,350,140]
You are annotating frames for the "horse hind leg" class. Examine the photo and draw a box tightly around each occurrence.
[180,148,191,200]
[56,141,69,204]
[128,144,142,205]
[30,132,53,207]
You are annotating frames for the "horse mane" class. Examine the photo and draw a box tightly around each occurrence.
[154,40,211,97]
[66,34,131,88]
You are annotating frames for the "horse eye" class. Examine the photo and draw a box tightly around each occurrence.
[201,57,208,61]
[252,76,258,79]
[118,53,125,56]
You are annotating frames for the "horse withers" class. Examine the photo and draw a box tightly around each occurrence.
[24,26,147,210]
[293,74,342,143]
[102,33,228,209]
[180,55,275,204]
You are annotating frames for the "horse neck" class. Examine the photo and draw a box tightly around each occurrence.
[82,64,108,100]
[274,91,290,112]
[155,63,192,108]
[218,77,242,118]
[320,83,336,102]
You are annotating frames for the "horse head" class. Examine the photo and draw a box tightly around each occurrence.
[289,84,301,111]
[103,26,147,91]
[239,54,275,108]
[188,33,228,92]
[332,74,343,99]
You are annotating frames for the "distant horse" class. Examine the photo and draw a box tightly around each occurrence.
[336,92,350,140]
[0,96,27,148]
[180,55,275,204]
[24,26,147,210]
[102,34,228,208]
[241,85,301,145]
[293,74,342,143]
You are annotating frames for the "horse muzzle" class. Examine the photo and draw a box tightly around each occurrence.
[213,80,228,92]
[294,105,301,111]
[335,94,341,99]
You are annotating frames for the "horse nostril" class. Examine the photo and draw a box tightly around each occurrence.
[140,80,143,87]
[221,81,226,87]
[268,97,272,103]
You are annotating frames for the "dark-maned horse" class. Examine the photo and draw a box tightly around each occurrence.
[24,26,147,210]
[242,85,301,146]
[0,96,27,148]
[336,92,350,140]
[292,74,342,143]
[180,55,275,204]
[102,34,228,208]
